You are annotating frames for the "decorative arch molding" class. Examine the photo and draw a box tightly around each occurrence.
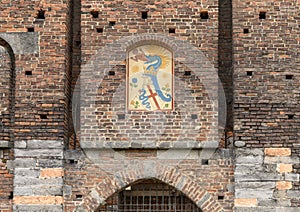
[75,163,224,212]
[0,37,15,144]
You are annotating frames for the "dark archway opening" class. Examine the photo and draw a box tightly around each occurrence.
[96,179,202,212]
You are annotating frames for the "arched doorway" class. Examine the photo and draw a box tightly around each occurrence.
[96,179,202,212]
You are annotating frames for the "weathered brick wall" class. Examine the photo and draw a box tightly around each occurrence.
[233,0,300,148]
[2,0,299,211]
[80,0,218,65]
[233,0,300,210]
[0,1,68,141]
[64,0,235,211]
[0,44,13,143]
[0,0,70,211]
[78,0,220,145]
[0,24,16,212]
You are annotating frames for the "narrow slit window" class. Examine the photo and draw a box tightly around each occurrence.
[27,27,34,32]
[109,21,116,27]
[76,194,83,200]
[259,11,266,19]
[40,114,47,119]
[247,71,253,76]
[75,41,81,46]
[169,28,175,34]
[96,28,103,33]
[108,71,115,76]
[91,10,99,18]
[9,192,13,199]
[200,10,209,19]
[184,71,191,76]
[201,159,209,165]
[218,195,224,200]
[243,28,249,34]
[117,114,125,119]
[141,11,148,19]
[25,71,32,75]
[37,9,45,19]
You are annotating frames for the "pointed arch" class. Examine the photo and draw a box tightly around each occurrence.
[75,163,224,212]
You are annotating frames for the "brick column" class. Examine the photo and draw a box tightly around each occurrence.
[13,140,64,211]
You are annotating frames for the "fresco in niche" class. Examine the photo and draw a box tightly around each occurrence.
[127,45,173,111]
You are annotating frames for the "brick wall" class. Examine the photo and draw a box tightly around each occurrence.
[233,0,300,210]
[64,0,235,211]
[233,0,300,148]
[0,0,70,211]
[0,28,16,212]
[1,0,299,211]
[0,1,69,141]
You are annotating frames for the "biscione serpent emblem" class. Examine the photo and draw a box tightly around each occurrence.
[143,55,172,103]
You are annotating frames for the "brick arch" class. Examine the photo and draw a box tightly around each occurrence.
[75,163,224,212]
[0,37,15,62]
[0,37,15,143]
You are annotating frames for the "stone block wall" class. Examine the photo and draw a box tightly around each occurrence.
[13,140,64,211]
[233,0,300,210]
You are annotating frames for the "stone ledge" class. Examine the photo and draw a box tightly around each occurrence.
[80,140,219,149]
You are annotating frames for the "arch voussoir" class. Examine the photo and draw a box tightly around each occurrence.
[75,163,224,212]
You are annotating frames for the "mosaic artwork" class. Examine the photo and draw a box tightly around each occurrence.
[127,45,173,111]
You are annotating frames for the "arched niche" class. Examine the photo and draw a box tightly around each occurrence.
[0,38,15,143]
